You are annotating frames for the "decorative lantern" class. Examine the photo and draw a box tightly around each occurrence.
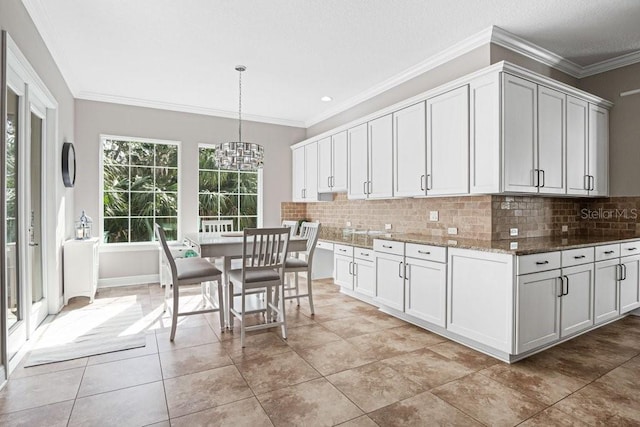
[74,210,93,239]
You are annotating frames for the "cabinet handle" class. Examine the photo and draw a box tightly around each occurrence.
[563,275,570,296]
[338,248,347,252]
[404,263,409,280]
[539,169,545,188]
[363,181,368,195]
[398,261,404,278]
[348,261,353,275]
[420,174,425,191]
[590,175,595,191]
[331,176,335,187]
[573,255,585,259]
[360,252,369,257]
[616,264,622,281]
[382,245,393,249]
[354,262,358,276]
[535,260,549,265]
[534,169,539,187]
[328,176,331,188]
[368,181,372,194]
[417,250,431,255]
[622,263,627,280]
[604,250,615,255]
[627,247,637,251]
[584,175,590,191]
[426,174,432,190]
[558,276,565,297]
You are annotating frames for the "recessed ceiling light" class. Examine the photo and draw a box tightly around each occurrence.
[320,96,333,102]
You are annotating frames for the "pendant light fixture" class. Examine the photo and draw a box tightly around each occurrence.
[215,65,264,170]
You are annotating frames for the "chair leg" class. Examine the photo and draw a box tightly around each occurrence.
[229,282,235,330]
[170,283,180,341]
[217,279,225,332]
[279,282,287,340]
[295,272,300,306]
[307,267,315,315]
[240,289,246,347]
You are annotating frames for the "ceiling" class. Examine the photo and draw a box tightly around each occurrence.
[22,0,640,128]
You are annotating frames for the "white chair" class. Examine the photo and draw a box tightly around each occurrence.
[228,227,290,347]
[155,223,224,341]
[281,220,299,237]
[283,222,320,314]
[202,219,234,233]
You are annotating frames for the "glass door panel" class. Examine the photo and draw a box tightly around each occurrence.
[6,88,20,332]
[30,112,43,305]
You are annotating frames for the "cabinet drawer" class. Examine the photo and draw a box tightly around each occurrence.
[373,239,404,255]
[595,244,620,261]
[562,247,594,267]
[316,240,334,251]
[518,251,561,275]
[405,243,446,263]
[334,244,353,257]
[355,247,375,260]
[620,241,640,257]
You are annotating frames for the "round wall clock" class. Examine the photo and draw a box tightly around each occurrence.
[62,142,76,188]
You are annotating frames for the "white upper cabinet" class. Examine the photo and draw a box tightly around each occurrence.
[503,74,538,193]
[470,73,501,194]
[291,142,330,202]
[589,104,609,196]
[347,123,369,200]
[317,136,333,193]
[317,132,348,193]
[292,146,306,202]
[393,102,426,197]
[566,96,589,195]
[368,114,394,199]
[537,86,566,194]
[426,85,470,196]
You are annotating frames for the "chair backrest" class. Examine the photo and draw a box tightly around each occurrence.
[281,220,299,237]
[241,227,290,278]
[155,223,178,284]
[299,222,321,264]
[202,219,234,233]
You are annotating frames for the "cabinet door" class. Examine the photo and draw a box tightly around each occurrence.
[503,74,538,193]
[368,114,394,199]
[334,254,353,290]
[594,259,620,324]
[375,253,404,310]
[347,124,368,200]
[566,97,589,195]
[317,137,332,193]
[620,255,640,313]
[537,86,566,194]
[393,102,426,197]
[354,258,376,298]
[292,146,306,201]
[332,131,348,192]
[589,104,609,196]
[560,264,594,338]
[517,270,561,353]
[470,73,501,194]
[304,142,319,201]
[427,86,469,196]
[404,258,446,327]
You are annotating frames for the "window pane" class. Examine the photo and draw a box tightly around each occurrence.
[130,142,154,166]
[219,172,238,193]
[155,167,178,191]
[238,216,257,230]
[199,193,219,217]
[156,192,178,216]
[156,217,178,240]
[199,147,217,169]
[156,144,178,167]
[130,192,155,216]
[239,172,257,193]
[104,165,129,191]
[239,194,257,215]
[103,191,129,217]
[199,170,218,192]
[104,218,129,243]
[103,140,129,165]
[131,218,154,242]
[130,167,154,191]
[219,195,238,216]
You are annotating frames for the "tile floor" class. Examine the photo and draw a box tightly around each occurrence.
[0,279,639,426]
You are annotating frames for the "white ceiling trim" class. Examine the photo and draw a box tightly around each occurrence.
[304,26,494,127]
[76,91,306,128]
[580,49,640,78]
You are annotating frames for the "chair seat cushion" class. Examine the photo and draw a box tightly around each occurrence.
[229,268,280,284]
[285,257,308,269]
[175,258,221,281]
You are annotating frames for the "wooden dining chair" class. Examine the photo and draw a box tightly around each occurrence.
[202,219,234,233]
[283,222,320,314]
[281,220,299,237]
[155,223,224,340]
[228,227,290,347]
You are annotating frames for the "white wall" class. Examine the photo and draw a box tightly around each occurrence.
[74,99,305,281]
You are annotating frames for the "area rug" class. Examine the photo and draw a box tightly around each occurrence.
[25,298,147,367]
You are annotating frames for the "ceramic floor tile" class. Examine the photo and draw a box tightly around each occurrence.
[236,350,320,394]
[170,397,272,427]
[356,310,408,329]
[164,365,253,418]
[87,332,158,365]
[320,316,387,338]
[326,361,424,413]
[594,365,640,403]
[284,323,343,350]
[11,356,87,379]
[0,368,84,414]
[335,415,378,427]
[428,340,499,371]
[156,324,218,352]
[257,377,363,426]
[369,391,483,427]
[0,400,74,427]
[159,342,232,378]
[150,313,212,332]
[79,354,162,397]
[479,358,588,405]
[69,381,167,426]
[345,329,430,360]
[556,334,638,365]
[622,354,640,370]
[381,348,475,389]
[524,345,619,382]
[296,339,377,376]
[387,325,448,348]
[431,372,547,427]
[219,331,291,364]
[518,406,590,427]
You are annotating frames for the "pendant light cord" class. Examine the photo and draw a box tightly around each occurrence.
[238,67,242,143]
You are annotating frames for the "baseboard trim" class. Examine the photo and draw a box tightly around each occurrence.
[98,274,159,288]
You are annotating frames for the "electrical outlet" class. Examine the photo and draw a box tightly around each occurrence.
[510,242,518,250]
[510,228,518,237]
[429,211,439,221]
[384,223,392,230]
[346,221,352,227]
[447,227,458,235]
[562,225,568,232]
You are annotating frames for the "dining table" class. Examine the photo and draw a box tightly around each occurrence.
[183,231,307,328]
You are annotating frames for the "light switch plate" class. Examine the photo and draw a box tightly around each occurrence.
[562,225,568,232]
[510,228,518,237]
[448,227,458,235]
[346,221,352,227]
[510,242,518,250]
[385,223,392,230]
[429,211,439,221]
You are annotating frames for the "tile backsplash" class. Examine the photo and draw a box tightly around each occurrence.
[282,194,640,241]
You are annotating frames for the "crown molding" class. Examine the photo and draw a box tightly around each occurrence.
[580,49,640,78]
[75,91,305,128]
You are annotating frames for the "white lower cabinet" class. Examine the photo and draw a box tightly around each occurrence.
[517,269,561,354]
[560,264,595,337]
[404,256,446,327]
[594,258,620,324]
[334,245,354,290]
[63,238,100,305]
[620,254,640,313]
[354,250,376,298]
[375,252,404,311]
